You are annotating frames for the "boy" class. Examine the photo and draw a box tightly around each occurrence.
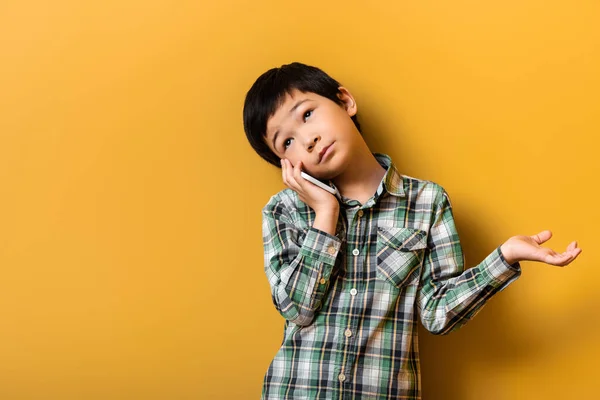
[242,62,582,400]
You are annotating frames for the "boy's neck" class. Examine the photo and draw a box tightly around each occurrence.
[331,147,387,206]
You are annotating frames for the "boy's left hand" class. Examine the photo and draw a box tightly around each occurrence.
[501,230,582,266]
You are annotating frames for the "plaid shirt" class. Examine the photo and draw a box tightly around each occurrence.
[260,152,521,399]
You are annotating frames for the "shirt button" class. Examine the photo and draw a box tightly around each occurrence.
[319,278,327,285]
[344,329,352,337]
[357,210,364,217]
[352,248,359,256]
[327,246,336,255]
[338,373,346,382]
[350,288,357,296]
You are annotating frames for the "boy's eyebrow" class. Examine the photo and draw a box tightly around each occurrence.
[270,98,313,149]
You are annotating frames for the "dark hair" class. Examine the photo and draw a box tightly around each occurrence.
[242,62,362,169]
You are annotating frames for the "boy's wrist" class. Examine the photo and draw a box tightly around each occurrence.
[500,242,517,265]
[313,206,340,236]
[314,201,339,216]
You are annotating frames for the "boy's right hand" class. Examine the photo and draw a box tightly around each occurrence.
[281,158,339,215]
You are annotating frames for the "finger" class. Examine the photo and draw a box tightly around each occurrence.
[552,245,583,266]
[563,244,581,258]
[532,230,552,244]
[293,161,309,192]
[552,252,575,267]
[281,159,289,186]
[547,255,568,267]
[293,161,305,188]
[283,159,295,188]
[284,159,301,190]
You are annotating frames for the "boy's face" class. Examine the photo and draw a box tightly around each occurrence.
[264,87,360,180]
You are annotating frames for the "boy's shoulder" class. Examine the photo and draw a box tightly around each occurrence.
[261,188,303,216]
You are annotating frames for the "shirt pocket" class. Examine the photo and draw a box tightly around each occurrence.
[376,226,428,288]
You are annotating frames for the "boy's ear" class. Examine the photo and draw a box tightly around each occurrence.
[337,86,357,117]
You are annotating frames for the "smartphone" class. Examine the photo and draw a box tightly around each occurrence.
[300,171,338,195]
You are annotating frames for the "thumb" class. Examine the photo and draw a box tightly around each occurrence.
[531,230,552,244]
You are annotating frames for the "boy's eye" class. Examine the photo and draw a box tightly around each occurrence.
[281,109,313,151]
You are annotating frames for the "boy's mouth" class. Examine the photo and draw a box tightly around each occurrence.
[318,142,334,163]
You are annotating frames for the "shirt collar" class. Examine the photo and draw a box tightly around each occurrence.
[328,152,405,205]
[374,152,405,197]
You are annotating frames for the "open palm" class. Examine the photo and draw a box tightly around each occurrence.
[505,230,582,267]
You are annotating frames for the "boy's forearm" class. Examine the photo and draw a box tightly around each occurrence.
[313,207,340,236]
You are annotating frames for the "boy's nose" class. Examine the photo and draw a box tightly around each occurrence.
[306,136,320,151]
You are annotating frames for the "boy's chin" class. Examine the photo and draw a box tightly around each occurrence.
[316,168,342,182]
[321,158,349,180]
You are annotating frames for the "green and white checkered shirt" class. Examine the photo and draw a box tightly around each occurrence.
[261,152,521,399]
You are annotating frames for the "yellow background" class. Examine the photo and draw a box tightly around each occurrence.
[1,1,598,399]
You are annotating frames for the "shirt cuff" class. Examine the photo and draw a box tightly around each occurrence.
[299,227,343,265]
[480,246,522,291]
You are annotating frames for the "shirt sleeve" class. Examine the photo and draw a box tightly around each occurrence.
[262,194,343,326]
[417,186,522,335]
